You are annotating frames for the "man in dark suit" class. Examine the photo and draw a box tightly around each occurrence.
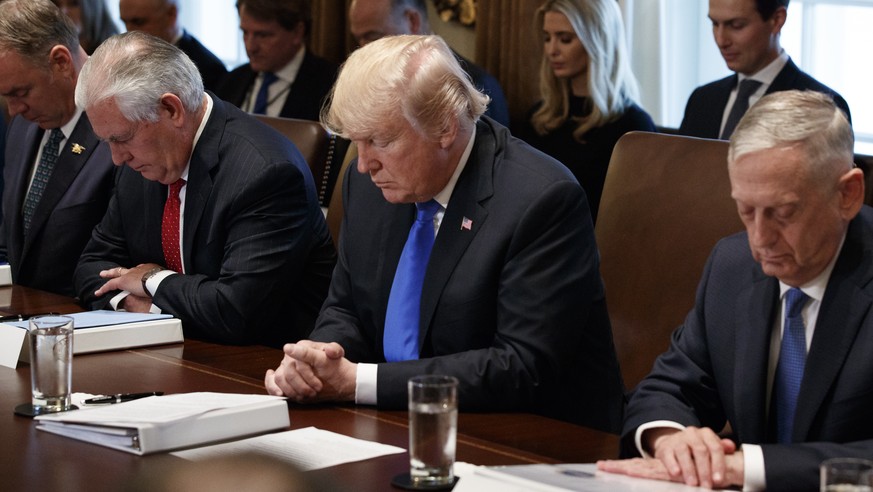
[0,0,115,297]
[73,32,336,347]
[598,91,872,491]
[678,0,850,139]
[215,0,337,122]
[264,35,624,433]
[119,0,228,92]
[348,0,510,127]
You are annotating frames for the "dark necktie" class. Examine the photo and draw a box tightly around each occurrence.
[253,72,278,114]
[720,79,763,139]
[23,128,64,234]
[383,200,442,362]
[773,287,810,443]
[161,179,186,273]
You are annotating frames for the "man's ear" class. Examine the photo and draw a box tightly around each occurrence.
[837,166,865,220]
[48,45,74,79]
[158,93,186,128]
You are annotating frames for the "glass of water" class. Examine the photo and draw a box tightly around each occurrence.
[406,375,458,489]
[28,315,75,414]
[821,458,873,492]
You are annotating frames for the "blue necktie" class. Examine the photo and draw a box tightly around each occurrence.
[253,72,278,114]
[773,287,810,443]
[23,128,64,234]
[383,200,442,362]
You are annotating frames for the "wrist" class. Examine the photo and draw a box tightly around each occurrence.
[140,266,165,297]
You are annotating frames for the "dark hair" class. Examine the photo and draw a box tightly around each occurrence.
[755,0,789,20]
[236,0,311,35]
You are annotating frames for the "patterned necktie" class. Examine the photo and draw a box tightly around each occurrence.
[383,200,442,362]
[22,128,64,234]
[253,72,278,114]
[720,79,763,139]
[161,179,186,273]
[773,287,810,444]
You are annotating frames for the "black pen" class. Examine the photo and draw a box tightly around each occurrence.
[83,392,164,404]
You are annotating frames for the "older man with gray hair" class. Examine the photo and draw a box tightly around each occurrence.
[74,31,335,347]
[599,90,873,491]
[0,0,115,296]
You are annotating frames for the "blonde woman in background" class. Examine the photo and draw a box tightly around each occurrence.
[521,0,654,223]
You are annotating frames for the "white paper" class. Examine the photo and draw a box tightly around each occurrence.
[172,426,405,471]
[36,392,286,425]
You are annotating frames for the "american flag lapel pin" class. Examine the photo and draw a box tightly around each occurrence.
[461,216,472,231]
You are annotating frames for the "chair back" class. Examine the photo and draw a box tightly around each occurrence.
[326,142,357,249]
[595,131,744,390]
[254,115,345,206]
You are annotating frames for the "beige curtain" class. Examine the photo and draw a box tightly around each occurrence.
[476,0,543,130]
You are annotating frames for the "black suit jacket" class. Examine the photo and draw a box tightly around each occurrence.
[75,95,336,347]
[455,52,509,127]
[311,117,625,433]
[177,30,227,93]
[623,207,873,491]
[678,59,851,138]
[1,115,115,296]
[215,50,337,122]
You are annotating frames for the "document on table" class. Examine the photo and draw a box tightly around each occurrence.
[172,426,405,470]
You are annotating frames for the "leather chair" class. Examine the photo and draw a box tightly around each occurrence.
[326,142,357,249]
[595,131,744,390]
[254,115,347,207]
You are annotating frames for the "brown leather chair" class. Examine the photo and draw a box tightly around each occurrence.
[254,115,347,207]
[325,142,357,249]
[595,131,744,390]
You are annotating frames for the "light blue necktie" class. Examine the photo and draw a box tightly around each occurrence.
[253,72,278,114]
[773,287,810,443]
[383,200,441,362]
[23,128,64,234]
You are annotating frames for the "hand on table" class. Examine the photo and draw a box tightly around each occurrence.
[94,263,164,298]
[264,340,357,403]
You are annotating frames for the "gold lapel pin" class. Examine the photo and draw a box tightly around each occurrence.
[71,143,85,154]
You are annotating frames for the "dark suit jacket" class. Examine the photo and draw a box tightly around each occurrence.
[177,30,227,93]
[215,50,337,122]
[455,52,509,127]
[0,115,115,296]
[311,117,625,433]
[678,59,851,138]
[623,207,873,491]
[74,95,336,347]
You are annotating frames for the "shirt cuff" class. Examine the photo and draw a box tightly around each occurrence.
[145,270,177,296]
[741,444,766,491]
[355,363,378,405]
[635,420,687,457]
[109,291,129,311]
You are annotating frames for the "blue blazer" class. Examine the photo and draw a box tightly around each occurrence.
[678,59,851,138]
[624,206,873,491]
[177,30,227,93]
[0,115,115,296]
[311,117,625,433]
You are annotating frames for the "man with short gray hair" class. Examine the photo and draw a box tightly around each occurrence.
[0,0,115,296]
[74,31,336,347]
[599,90,873,491]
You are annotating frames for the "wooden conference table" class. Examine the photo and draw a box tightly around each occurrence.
[0,285,619,492]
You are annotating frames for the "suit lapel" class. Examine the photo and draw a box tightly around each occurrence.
[767,59,800,94]
[733,272,779,443]
[281,52,312,118]
[7,121,43,279]
[793,217,873,441]
[418,122,494,345]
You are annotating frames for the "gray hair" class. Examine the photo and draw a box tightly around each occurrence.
[729,90,854,184]
[322,35,488,141]
[0,0,80,67]
[76,31,204,123]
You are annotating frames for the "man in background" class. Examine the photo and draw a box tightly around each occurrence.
[600,91,873,491]
[119,0,227,92]
[0,0,115,296]
[74,32,335,347]
[678,0,850,139]
[216,0,336,121]
[264,35,624,433]
[348,0,509,127]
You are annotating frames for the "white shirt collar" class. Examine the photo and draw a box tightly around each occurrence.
[739,49,789,86]
[778,230,847,303]
[182,93,214,182]
[432,125,476,209]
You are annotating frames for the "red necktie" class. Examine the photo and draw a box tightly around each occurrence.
[162,179,185,273]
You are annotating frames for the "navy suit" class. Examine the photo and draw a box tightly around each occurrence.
[311,117,625,433]
[215,50,337,122]
[176,30,227,93]
[75,95,336,347]
[678,59,851,138]
[623,207,873,491]
[455,52,509,127]
[0,115,115,296]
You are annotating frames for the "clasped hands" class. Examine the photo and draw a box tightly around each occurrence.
[94,263,163,312]
[265,341,357,403]
[597,426,744,489]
